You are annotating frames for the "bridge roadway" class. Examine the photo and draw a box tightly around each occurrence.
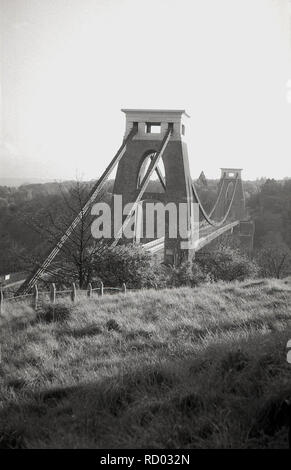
[143,220,240,255]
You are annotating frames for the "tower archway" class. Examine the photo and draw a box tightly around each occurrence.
[137,150,166,193]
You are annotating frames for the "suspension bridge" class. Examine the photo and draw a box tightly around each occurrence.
[17,109,254,295]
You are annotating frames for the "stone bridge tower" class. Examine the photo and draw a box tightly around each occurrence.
[211,168,254,254]
[111,109,195,265]
[211,168,246,221]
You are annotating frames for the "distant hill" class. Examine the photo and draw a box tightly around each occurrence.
[0,177,55,187]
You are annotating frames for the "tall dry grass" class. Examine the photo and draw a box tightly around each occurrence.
[0,278,291,448]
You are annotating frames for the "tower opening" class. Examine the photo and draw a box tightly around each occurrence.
[137,151,166,193]
[146,123,161,134]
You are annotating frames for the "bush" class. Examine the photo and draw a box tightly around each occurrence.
[166,260,210,287]
[196,246,258,282]
[163,248,257,287]
[92,243,162,288]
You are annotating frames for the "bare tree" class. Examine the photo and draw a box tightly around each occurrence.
[256,232,291,279]
[27,180,109,288]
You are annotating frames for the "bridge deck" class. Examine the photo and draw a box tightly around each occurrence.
[143,220,240,254]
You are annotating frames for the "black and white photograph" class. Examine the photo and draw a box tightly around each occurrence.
[1,0,291,455]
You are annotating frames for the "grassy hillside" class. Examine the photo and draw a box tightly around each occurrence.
[1,279,291,449]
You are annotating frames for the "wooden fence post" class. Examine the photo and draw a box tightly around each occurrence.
[50,283,56,304]
[99,281,104,297]
[33,283,39,310]
[71,282,77,302]
[0,287,3,314]
[122,283,127,294]
[87,283,92,298]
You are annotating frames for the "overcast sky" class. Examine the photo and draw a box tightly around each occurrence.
[0,0,291,181]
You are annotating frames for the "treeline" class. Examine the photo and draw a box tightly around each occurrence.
[0,180,112,276]
[0,177,220,276]
[0,177,290,281]
[248,178,291,250]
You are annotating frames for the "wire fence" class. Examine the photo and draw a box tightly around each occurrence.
[0,281,128,313]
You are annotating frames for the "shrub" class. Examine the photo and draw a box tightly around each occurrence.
[92,243,162,288]
[163,248,257,287]
[196,246,258,282]
[166,260,209,287]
